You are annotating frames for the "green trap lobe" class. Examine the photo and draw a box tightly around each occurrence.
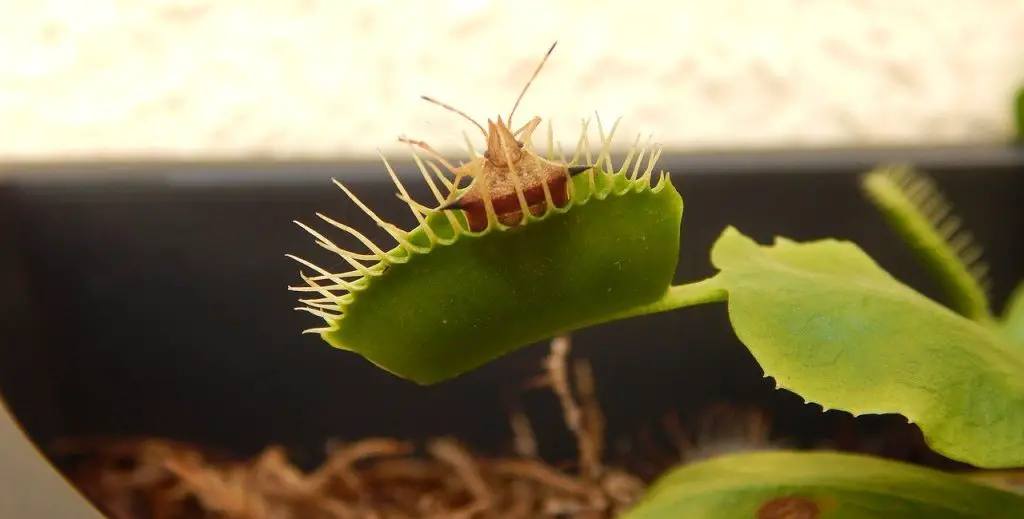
[323,169,683,384]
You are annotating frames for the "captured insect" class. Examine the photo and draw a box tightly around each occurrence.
[398,41,592,232]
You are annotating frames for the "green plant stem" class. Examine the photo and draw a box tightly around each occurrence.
[550,277,726,337]
[606,276,728,322]
[544,277,726,355]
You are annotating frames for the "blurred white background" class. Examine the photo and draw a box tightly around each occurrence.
[1,0,1022,161]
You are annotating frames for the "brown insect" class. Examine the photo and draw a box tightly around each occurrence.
[399,41,592,232]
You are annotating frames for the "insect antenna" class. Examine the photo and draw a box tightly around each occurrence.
[507,41,557,129]
[420,95,488,138]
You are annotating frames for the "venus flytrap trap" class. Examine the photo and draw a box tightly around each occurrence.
[289,117,685,384]
[860,165,993,323]
[288,43,1024,517]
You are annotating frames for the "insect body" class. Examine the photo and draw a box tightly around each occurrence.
[400,42,591,232]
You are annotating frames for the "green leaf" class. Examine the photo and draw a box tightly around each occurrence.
[1014,83,1024,143]
[706,227,1024,468]
[1001,280,1024,347]
[621,450,1024,519]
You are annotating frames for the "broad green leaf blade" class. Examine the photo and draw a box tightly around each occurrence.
[321,168,683,384]
[707,227,1024,468]
[621,450,1024,519]
[1000,280,1024,347]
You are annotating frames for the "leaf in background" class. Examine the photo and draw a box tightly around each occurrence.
[621,450,1024,519]
[1015,83,1024,143]
[706,226,1024,468]
[1001,280,1024,348]
[860,165,992,323]
[962,468,1024,496]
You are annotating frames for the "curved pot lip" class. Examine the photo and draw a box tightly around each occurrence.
[0,396,103,519]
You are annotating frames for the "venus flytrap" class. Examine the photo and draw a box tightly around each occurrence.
[289,115,688,384]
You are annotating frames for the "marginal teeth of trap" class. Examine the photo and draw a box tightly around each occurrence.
[959,245,982,265]
[642,146,664,185]
[617,134,642,177]
[286,254,354,298]
[936,216,962,239]
[868,165,993,301]
[630,135,654,181]
[593,113,622,173]
[408,146,464,235]
[569,117,591,166]
[379,153,439,245]
[314,213,393,259]
[331,179,430,254]
[296,306,341,320]
[970,263,991,282]
[335,254,378,278]
[579,117,594,166]
[947,231,973,252]
[306,271,362,281]
[298,271,346,297]
[395,193,435,217]
[919,195,949,221]
[311,238,380,263]
[425,159,455,191]
[303,328,333,335]
[545,119,555,160]
[460,130,482,164]
[290,283,350,293]
[300,298,344,311]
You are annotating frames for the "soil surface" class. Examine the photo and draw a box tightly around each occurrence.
[51,336,961,519]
